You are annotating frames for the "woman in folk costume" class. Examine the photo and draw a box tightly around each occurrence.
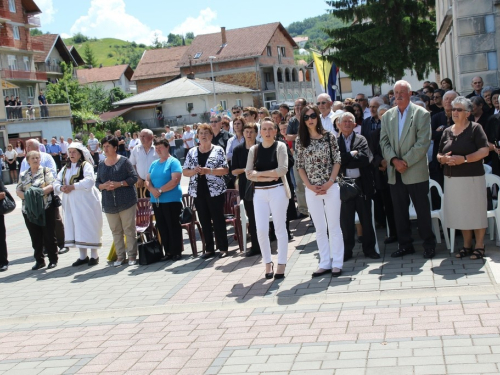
[53,142,103,266]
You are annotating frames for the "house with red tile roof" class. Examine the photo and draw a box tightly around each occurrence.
[132,45,187,94]
[76,64,135,93]
[177,22,314,108]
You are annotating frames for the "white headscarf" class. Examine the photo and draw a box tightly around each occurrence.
[68,142,94,166]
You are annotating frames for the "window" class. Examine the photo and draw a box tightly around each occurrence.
[220,100,227,110]
[280,47,286,57]
[8,0,15,12]
[186,102,194,111]
[194,52,202,59]
[277,47,282,64]
[266,46,272,56]
[7,55,17,70]
[235,99,242,107]
[12,26,20,40]
[27,86,34,98]
[23,56,30,71]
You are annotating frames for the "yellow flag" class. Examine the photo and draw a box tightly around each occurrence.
[312,51,333,89]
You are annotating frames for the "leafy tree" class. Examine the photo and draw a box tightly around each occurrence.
[167,33,183,46]
[30,28,43,36]
[185,32,195,40]
[324,0,438,84]
[83,42,98,67]
[151,32,163,49]
[46,62,88,111]
[72,32,89,43]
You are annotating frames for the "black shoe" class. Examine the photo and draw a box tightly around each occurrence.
[88,257,99,266]
[43,247,47,256]
[172,254,182,261]
[200,252,216,259]
[245,249,261,257]
[391,247,415,258]
[296,213,309,220]
[343,252,353,262]
[0,264,8,272]
[364,252,381,259]
[32,261,46,270]
[265,262,274,279]
[288,233,294,241]
[274,273,285,279]
[312,269,331,278]
[423,248,436,259]
[161,254,173,261]
[331,269,342,277]
[384,236,398,244]
[58,247,69,255]
[72,257,89,267]
[357,236,363,243]
[47,262,57,269]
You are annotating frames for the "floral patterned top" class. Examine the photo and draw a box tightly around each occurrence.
[183,145,229,198]
[17,166,54,213]
[296,131,341,185]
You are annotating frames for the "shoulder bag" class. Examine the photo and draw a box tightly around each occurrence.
[138,232,163,265]
[325,132,361,202]
[244,144,259,201]
[0,188,15,215]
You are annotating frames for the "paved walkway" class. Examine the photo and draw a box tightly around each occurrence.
[1,181,500,375]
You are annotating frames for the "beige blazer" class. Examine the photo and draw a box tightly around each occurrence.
[379,102,431,185]
[245,141,291,199]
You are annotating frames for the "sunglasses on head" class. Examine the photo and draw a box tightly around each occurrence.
[242,113,249,117]
[258,111,264,114]
[303,113,318,121]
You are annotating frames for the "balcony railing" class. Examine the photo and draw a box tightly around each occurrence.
[4,103,71,121]
[27,15,41,27]
[36,63,62,74]
[1,69,47,81]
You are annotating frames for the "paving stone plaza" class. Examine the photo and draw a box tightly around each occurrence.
[1,178,500,375]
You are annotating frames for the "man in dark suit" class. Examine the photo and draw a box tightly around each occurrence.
[380,80,436,258]
[361,97,384,139]
[466,76,484,99]
[338,112,379,260]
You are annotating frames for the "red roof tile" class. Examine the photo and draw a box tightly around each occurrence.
[131,46,187,81]
[77,64,134,84]
[177,22,297,68]
[32,34,77,66]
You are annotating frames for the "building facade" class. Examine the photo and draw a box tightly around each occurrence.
[436,0,500,94]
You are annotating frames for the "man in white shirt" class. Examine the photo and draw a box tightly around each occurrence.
[20,139,69,254]
[356,93,371,119]
[87,133,100,170]
[59,136,69,163]
[182,125,195,158]
[164,125,177,158]
[316,93,335,133]
[129,129,159,196]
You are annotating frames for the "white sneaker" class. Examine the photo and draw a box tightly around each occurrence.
[128,260,137,266]
[113,260,125,267]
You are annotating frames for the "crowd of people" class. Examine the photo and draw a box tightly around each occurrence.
[0,76,497,279]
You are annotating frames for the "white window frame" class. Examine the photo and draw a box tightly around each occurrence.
[12,26,20,40]
[27,86,34,98]
[235,99,242,107]
[220,100,227,110]
[23,56,30,71]
[8,0,15,13]
[7,55,17,70]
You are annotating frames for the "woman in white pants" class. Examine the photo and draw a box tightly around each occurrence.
[296,105,344,277]
[246,120,291,279]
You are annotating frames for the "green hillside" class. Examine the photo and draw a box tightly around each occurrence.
[63,37,148,69]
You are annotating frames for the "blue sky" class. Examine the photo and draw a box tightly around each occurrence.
[36,0,332,44]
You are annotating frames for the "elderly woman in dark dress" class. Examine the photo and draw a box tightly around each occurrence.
[96,136,138,266]
[437,96,489,259]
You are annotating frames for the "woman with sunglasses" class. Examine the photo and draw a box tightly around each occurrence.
[258,107,270,123]
[437,97,489,260]
[296,105,343,278]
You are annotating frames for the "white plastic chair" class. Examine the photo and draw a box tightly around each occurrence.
[355,200,379,254]
[428,179,450,251]
[486,174,500,242]
[239,199,273,253]
[484,164,492,174]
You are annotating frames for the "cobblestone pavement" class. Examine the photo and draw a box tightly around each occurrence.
[1,180,500,375]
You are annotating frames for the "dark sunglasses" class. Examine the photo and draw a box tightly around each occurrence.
[433,96,441,99]
[451,108,466,112]
[303,113,318,121]
[242,113,249,117]
[232,111,241,114]
[210,120,218,123]
[316,101,328,105]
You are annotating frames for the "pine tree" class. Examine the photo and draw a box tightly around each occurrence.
[83,42,98,68]
[324,0,438,85]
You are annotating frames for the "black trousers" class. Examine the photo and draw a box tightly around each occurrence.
[91,152,99,171]
[24,206,58,263]
[54,157,61,172]
[380,187,397,238]
[0,214,7,266]
[54,208,65,248]
[153,202,183,256]
[243,199,260,253]
[340,194,376,256]
[194,193,228,253]
[389,173,436,250]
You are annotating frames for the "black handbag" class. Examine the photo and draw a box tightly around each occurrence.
[179,206,193,224]
[326,132,361,202]
[0,190,16,215]
[51,192,62,208]
[243,144,259,201]
[138,234,163,265]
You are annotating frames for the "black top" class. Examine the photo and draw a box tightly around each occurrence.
[431,111,454,163]
[468,112,491,130]
[286,116,299,149]
[95,157,138,213]
[254,142,278,187]
[117,136,126,152]
[196,147,211,197]
[429,104,444,118]
[212,129,233,150]
[438,122,488,177]
[232,142,256,200]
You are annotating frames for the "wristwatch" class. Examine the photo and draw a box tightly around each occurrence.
[120,181,124,187]
[158,188,162,194]
[464,155,468,163]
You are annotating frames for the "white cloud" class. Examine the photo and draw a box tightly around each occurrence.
[69,0,166,44]
[170,8,219,36]
[36,0,57,25]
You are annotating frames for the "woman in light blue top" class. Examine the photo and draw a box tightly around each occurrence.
[146,138,183,261]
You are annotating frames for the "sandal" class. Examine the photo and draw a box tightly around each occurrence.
[470,248,485,260]
[455,247,472,258]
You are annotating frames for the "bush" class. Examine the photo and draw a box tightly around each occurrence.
[72,32,89,43]
[107,52,113,58]
[138,43,146,48]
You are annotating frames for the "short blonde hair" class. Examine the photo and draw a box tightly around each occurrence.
[26,150,40,161]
